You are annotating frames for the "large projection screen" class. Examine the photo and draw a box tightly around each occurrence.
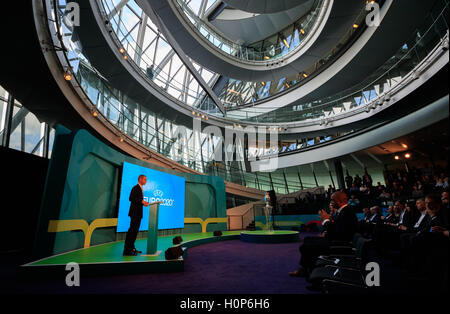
[117,162,186,232]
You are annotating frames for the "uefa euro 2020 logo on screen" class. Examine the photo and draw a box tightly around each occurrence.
[148,189,175,207]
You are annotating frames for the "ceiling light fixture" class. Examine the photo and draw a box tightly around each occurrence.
[280,35,290,49]
[63,70,72,81]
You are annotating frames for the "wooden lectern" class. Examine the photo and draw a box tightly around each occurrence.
[146,202,161,255]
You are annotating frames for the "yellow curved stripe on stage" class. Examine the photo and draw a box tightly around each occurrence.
[48,217,227,248]
[48,218,118,248]
[47,219,89,236]
[184,217,227,233]
[84,218,118,248]
[255,221,304,229]
[255,221,266,229]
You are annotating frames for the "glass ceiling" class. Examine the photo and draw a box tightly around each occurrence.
[104,0,219,108]
[101,0,374,119]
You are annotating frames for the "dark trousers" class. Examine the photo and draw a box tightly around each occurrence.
[299,237,330,272]
[124,216,142,253]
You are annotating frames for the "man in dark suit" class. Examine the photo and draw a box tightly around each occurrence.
[123,175,149,256]
[289,191,358,277]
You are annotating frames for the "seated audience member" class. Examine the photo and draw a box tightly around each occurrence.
[362,207,370,221]
[407,194,449,284]
[379,189,391,200]
[442,191,449,227]
[443,177,449,190]
[411,185,424,199]
[416,180,424,191]
[360,206,382,236]
[348,194,360,208]
[289,191,357,277]
[375,200,412,250]
[350,183,359,194]
[376,181,385,191]
[400,199,430,253]
[398,201,420,232]
[381,205,398,224]
[435,178,445,190]
[399,199,430,238]
[358,207,370,235]
[360,184,370,194]
[385,200,406,227]
[368,206,382,224]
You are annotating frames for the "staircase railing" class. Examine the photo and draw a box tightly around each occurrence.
[227,201,263,230]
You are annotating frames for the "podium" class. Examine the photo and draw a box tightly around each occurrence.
[146,202,160,255]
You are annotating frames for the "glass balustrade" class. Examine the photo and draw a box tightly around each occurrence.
[175,0,327,62]
[225,0,449,123]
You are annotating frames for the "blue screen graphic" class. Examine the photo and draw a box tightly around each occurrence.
[117,162,186,232]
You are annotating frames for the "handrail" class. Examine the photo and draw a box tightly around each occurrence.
[174,0,328,63]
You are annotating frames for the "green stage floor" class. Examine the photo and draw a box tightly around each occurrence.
[240,230,300,243]
[241,230,298,235]
[27,231,242,266]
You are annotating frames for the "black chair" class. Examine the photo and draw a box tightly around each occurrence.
[309,237,373,290]
[315,236,371,270]
[326,233,362,255]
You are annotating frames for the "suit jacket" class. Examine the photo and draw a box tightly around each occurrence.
[324,205,358,242]
[417,212,446,235]
[400,211,418,229]
[384,213,399,224]
[128,184,144,218]
[410,213,431,233]
[369,213,381,223]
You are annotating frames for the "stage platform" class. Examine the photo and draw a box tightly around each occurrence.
[20,231,241,279]
[20,230,300,279]
[240,230,300,243]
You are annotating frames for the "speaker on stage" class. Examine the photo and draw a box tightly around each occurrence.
[213,230,222,236]
[165,246,184,260]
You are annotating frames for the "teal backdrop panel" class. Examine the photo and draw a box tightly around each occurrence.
[33,125,226,259]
